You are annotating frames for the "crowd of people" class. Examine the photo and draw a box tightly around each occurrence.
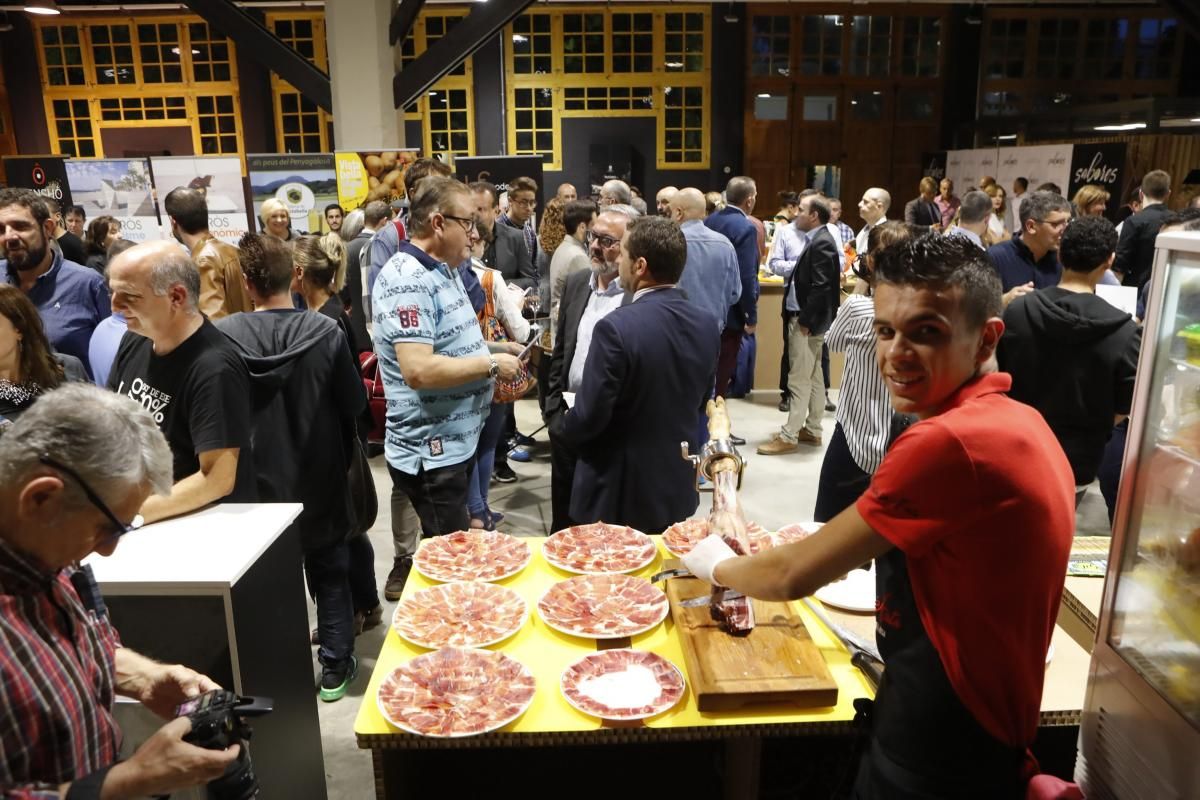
[2,151,1199,797]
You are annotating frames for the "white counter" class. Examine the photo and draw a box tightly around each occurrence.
[84,503,302,592]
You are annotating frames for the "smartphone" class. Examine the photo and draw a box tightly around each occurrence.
[517,335,540,360]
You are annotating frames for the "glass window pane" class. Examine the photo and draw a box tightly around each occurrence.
[802,95,838,121]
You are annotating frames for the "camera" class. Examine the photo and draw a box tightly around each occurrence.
[176,689,273,800]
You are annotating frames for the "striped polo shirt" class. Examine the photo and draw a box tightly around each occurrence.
[373,241,493,475]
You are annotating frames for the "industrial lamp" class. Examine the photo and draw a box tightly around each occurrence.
[24,0,61,15]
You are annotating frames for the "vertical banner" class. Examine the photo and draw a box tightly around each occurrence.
[995,144,1074,197]
[1067,143,1128,218]
[149,155,249,245]
[2,155,73,210]
[945,148,999,198]
[334,149,421,211]
[247,154,337,235]
[64,158,160,243]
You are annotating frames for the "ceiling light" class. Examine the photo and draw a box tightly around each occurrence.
[1094,123,1146,131]
[665,61,684,68]
[757,93,770,99]
[511,34,527,43]
[170,47,201,56]
[997,134,1018,141]
[24,0,60,15]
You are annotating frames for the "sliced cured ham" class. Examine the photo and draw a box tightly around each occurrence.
[413,530,531,583]
[392,582,527,649]
[537,574,668,639]
[663,518,769,557]
[560,649,685,720]
[772,521,823,547]
[376,647,535,737]
[542,522,656,574]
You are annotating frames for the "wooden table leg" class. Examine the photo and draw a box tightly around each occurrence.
[724,737,763,800]
[372,749,387,800]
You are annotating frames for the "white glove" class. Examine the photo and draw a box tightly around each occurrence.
[682,534,739,586]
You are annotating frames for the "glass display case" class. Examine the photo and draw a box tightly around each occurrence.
[1079,231,1200,798]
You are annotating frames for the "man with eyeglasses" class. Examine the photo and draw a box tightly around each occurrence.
[372,177,525,549]
[472,180,536,292]
[987,191,1071,307]
[544,205,637,532]
[497,176,540,284]
[0,384,241,798]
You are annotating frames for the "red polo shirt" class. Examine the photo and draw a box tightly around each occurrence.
[856,372,1075,748]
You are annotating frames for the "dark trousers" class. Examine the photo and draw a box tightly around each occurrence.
[779,329,790,401]
[304,541,353,670]
[387,459,471,537]
[714,327,743,399]
[346,533,379,613]
[822,342,831,390]
[536,349,550,415]
[814,422,872,523]
[1097,419,1128,526]
[549,431,578,533]
[494,403,516,468]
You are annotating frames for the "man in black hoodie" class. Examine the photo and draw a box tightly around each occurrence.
[216,233,371,702]
[997,215,1141,505]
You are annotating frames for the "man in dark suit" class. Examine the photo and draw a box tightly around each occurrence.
[759,195,840,455]
[470,180,536,290]
[554,216,719,533]
[903,177,943,232]
[1113,169,1172,289]
[543,206,637,532]
[704,176,760,404]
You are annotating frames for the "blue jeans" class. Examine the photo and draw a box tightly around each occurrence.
[346,533,379,613]
[304,541,353,670]
[468,402,510,518]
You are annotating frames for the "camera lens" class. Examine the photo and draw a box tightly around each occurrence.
[206,744,259,800]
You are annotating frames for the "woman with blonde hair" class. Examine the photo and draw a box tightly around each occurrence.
[292,233,359,353]
[260,197,293,242]
[1072,184,1111,217]
[983,183,1011,244]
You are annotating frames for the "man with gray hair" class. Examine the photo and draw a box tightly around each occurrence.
[947,190,993,250]
[107,240,257,523]
[987,190,1071,305]
[599,179,633,207]
[0,384,242,797]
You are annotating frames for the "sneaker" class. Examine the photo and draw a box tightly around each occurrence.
[319,655,358,702]
[493,464,518,483]
[757,435,799,456]
[796,429,823,447]
[509,446,532,463]
[514,431,536,447]
[384,556,413,601]
[488,509,505,525]
[778,397,790,413]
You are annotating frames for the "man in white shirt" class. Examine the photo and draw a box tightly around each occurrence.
[855,188,891,257]
[1008,177,1028,235]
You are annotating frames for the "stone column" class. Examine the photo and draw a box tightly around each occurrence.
[324,0,404,149]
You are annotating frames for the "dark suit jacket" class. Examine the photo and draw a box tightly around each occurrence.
[904,197,942,229]
[559,288,719,532]
[703,207,759,330]
[1113,203,1172,289]
[783,225,840,336]
[483,221,537,290]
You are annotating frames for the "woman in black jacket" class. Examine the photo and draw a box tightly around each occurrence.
[83,215,120,275]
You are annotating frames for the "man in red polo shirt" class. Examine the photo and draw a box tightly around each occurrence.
[685,234,1075,798]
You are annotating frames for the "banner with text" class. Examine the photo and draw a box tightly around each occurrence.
[64,158,160,243]
[994,144,1073,197]
[248,153,337,236]
[1067,143,1129,218]
[149,156,249,245]
[3,156,73,211]
[945,149,999,198]
[335,149,421,211]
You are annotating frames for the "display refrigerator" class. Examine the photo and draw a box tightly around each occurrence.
[1077,231,1200,798]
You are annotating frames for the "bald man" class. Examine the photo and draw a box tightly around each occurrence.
[656,186,679,216]
[855,187,892,256]
[107,241,258,522]
[670,189,740,335]
[557,183,578,203]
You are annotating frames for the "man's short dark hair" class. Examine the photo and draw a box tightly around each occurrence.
[409,176,471,237]
[1019,191,1071,229]
[363,200,390,227]
[959,190,993,225]
[1161,207,1200,231]
[1035,182,1063,195]
[163,188,209,234]
[873,233,1002,330]
[403,157,453,200]
[805,195,831,225]
[1014,177,1029,191]
[67,204,86,220]
[778,190,799,206]
[1141,169,1171,201]
[0,188,50,225]
[564,199,598,235]
[237,232,294,296]
[468,181,498,207]
[725,176,757,207]
[1059,216,1118,273]
[626,215,687,284]
[509,176,538,196]
[324,203,344,216]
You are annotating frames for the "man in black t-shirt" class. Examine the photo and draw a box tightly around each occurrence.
[107,241,256,522]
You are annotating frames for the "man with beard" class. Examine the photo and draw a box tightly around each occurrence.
[1,189,110,373]
[543,205,636,531]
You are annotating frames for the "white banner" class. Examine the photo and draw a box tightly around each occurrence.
[945,148,999,197]
[149,156,249,245]
[994,144,1073,197]
[64,158,161,243]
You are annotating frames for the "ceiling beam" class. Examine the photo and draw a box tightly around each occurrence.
[392,0,535,110]
[182,0,331,112]
[389,0,426,46]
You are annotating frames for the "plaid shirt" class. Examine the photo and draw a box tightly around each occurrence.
[0,539,122,798]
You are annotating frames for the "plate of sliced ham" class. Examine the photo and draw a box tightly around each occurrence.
[537,574,669,639]
[662,518,770,557]
[542,522,657,574]
[413,530,531,583]
[560,649,686,720]
[769,521,824,548]
[376,647,536,737]
[391,582,527,649]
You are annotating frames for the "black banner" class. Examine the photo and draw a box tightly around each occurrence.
[454,155,546,210]
[921,152,948,182]
[2,155,73,211]
[1067,143,1128,219]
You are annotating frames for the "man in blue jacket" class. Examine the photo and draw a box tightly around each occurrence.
[704,177,760,406]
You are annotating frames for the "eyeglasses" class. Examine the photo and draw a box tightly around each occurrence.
[586,231,620,249]
[38,454,143,543]
[442,214,478,234]
[510,198,537,208]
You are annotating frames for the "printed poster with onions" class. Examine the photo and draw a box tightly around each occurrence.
[64,158,161,243]
[335,149,421,212]
[148,155,250,245]
[247,153,338,235]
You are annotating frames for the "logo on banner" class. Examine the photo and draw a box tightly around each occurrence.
[1073,152,1120,187]
[30,163,47,187]
[1048,154,1068,166]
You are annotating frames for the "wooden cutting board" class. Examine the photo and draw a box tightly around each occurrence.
[666,575,839,711]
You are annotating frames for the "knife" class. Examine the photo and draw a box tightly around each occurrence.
[679,590,745,608]
[802,597,885,690]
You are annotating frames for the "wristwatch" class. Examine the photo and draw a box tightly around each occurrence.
[488,357,500,379]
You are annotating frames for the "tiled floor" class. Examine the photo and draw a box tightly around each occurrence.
[306,390,1112,798]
